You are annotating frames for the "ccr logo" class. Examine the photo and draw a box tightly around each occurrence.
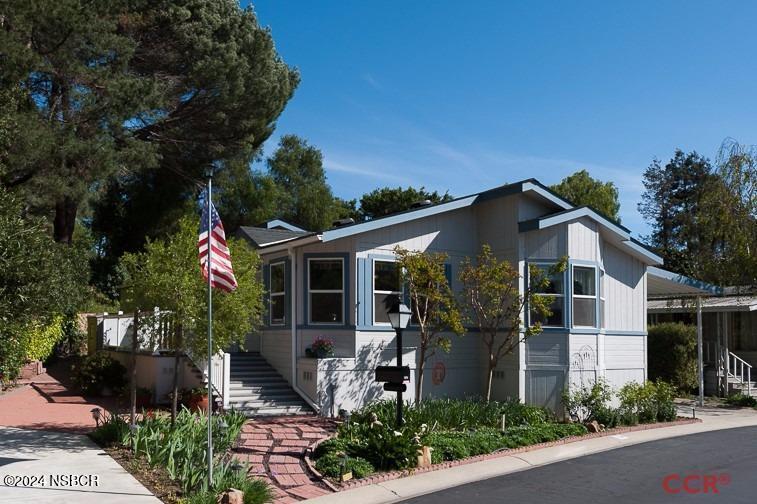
[662,473,731,494]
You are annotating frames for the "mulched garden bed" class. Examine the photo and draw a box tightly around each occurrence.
[307,417,702,491]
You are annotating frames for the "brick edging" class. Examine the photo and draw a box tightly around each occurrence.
[304,436,340,492]
[317,417,702,491]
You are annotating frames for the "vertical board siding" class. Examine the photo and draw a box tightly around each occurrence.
[604,243,646,332]
[568,218,599,261]
[525,370,565,411]
[524,226,567,259]
[260,330,293,385]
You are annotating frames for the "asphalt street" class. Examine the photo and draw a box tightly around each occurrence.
[401,426,757,504]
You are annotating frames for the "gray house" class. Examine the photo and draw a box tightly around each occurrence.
[230,179,664,416]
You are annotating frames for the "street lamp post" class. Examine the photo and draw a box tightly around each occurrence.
[386,299,411,427]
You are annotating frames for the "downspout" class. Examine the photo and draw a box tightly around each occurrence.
[288,246,320,413]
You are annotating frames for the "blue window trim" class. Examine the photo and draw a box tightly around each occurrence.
[526,260,568,329]
[267,256,290,327]
[367,253,399,327]
[303,252,351,328]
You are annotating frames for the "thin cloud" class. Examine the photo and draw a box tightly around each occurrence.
[361,73,382,91]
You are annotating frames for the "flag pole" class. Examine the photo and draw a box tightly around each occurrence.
[206,172,214,490]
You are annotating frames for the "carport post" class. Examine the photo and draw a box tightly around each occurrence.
[697,296,704,407]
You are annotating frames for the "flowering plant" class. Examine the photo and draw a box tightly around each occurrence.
[311,337,335,358]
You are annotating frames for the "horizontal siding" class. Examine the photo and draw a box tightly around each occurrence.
[604,334,645,369]
[526,333,567,366]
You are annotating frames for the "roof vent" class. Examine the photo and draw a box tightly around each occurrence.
[411,199,433,209]
[332,217,355,228]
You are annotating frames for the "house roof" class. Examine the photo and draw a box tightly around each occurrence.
[648,296,756,313]
[236,226,313,248]
[313,179,573,244]
[647,266,722,297]
[264,219,306,232]
[250,178,658,267]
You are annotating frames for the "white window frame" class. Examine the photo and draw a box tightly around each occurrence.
[269,261,286,326]
[307,257,344,325]
[529,262,565,328]
[572,264,598,329]
[372,259,402,326]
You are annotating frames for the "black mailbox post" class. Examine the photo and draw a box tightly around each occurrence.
[375,297,412,427]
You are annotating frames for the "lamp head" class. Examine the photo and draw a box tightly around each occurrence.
[385,295,411,329]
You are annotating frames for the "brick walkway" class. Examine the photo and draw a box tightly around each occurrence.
[0,362,120,434]
[233,416,337,503]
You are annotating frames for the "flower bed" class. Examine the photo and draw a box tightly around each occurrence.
[90,408,271,504]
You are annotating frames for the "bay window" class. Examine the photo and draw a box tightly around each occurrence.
[308,258,344,324]
[572,265,598,328]
[530,264,565,327]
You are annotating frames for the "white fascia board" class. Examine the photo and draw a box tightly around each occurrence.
[321,195,479,242]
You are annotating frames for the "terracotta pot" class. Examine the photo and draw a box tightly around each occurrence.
[187,394,209,413]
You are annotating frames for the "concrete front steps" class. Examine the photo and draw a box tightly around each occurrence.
[228,352,312,416]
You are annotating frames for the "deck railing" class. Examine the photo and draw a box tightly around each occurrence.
[728,351,752,396]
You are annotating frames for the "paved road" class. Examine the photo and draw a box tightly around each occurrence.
[402,426,757,504]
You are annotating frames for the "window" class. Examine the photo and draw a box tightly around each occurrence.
[599,269,606,329]
[530,264,564,327]
[573,266,597,327]
[308,258,344,324]
[269,262,286,325]
[373,260,401,324]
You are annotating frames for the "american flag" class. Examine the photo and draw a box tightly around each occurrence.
[198,193,238,293]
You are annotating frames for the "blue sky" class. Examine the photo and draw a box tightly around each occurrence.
[248,1,757,236]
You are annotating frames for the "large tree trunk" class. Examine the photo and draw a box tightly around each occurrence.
[53,195,77,244]
[415,345,426,405]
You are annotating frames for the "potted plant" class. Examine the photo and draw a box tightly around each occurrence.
[135,387,152,409]
[183,387,209,412]
[311,337,335,358]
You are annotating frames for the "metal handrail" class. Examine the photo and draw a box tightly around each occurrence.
[728,351,752,396]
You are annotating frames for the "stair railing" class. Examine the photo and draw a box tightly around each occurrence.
[728,351,752,396]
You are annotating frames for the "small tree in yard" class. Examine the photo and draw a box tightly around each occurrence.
[394,246,464,404]
[460,244,566,402]
[120,216,264,424]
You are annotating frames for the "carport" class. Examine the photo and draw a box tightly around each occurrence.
[647,267,722,406]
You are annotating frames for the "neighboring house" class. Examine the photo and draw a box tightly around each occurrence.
[648,286,757,397]
[235,179,663,415]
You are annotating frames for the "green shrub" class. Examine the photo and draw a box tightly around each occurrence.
[504,423,587,447]
[315,453,374,479]
[23,315,65,362]
[313,437,349,459]
[648,323,698,392]
[90,412,130,446]
[70,352,128,395]
[340,420,422,471]
[349,397,552,432]
[618,380,678,423]
[725,392,757,407]
[562,379,614,423]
